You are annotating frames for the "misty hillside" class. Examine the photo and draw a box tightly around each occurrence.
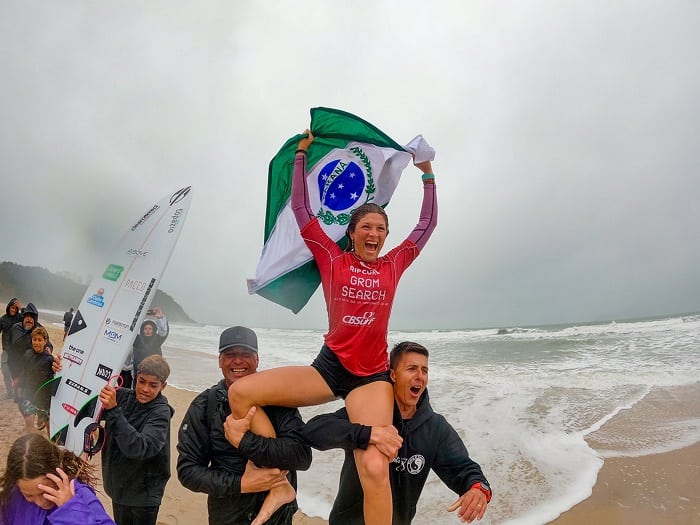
[0,261,195,323]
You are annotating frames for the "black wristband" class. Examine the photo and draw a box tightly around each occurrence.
[295,149,307,156]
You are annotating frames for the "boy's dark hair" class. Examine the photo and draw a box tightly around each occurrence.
[137,355,170,383]
[389,341,429,370]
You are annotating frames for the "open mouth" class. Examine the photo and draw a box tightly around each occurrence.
[410,385,422,395]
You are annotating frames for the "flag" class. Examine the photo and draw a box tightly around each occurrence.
[247,107,414,313]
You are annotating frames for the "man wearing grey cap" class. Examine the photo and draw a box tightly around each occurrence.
[177,326,311,525]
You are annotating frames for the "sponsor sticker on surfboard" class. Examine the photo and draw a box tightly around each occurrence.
[50,186,192,454]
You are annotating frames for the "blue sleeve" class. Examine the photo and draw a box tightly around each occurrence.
[47,482,115,524]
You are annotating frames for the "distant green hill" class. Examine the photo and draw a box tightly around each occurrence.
[0,261,195,324]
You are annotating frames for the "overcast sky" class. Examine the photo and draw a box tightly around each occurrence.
[1,1,698,330]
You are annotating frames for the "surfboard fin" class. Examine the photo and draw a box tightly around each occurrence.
[83,422,106,458]
[74,396,99,426]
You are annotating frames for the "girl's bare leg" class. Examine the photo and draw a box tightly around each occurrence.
[346,380,394,525]
[230,366,334,525]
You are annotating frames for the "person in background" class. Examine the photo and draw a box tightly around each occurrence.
[99,355,173,525]
[130,307,169,384]
[0,298,23,399]
[8,303,51,402]
[62,308,74,341]
[0,433,115,524]
[177,326,311,525]
[304,341,492,524]
[19,326,55,433]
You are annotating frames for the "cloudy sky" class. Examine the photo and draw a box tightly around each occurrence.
[1,1,698,330]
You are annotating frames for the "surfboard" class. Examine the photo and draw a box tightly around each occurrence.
[49,186,192,454]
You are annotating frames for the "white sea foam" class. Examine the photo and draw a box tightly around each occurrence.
[158,314,700,524]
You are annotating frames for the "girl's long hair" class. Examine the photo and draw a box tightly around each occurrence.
[0,433,97,508]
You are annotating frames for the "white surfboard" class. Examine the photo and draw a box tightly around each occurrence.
[50,186,192,454]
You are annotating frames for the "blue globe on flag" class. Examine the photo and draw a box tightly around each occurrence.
[317,159,366,212]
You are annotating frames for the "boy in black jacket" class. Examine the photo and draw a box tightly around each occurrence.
[99,354,173,525]
[19,326,54,432]
[304,341,492,524]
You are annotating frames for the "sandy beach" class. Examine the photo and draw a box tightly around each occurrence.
[1,320,698,524]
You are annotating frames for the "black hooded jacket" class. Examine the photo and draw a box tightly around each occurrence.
[177,379,312,525]
[101,388,174,507]
[7,303,49,378]
[304,390,490,525]
[0,298,23,351]
[132,317,169,373]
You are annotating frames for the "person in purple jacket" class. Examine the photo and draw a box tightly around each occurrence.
[0,433,115,525]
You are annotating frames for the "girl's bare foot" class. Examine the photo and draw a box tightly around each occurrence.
[250,481,296,525]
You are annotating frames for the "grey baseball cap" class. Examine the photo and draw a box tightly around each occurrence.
[219,326,258,353]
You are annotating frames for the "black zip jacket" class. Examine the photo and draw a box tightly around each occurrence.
[177,379,312,525]
[7,303,50,379]
[21,348,54,411]
[304,390,490,525]
[0,299,23,351]
[101,388,173,507]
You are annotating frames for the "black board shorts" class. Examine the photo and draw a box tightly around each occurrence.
[311,345,392,399]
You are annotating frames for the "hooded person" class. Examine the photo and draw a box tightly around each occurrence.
[131,307,169,379]
[0,298,23,398]
[7,303,51,386]
[1,299,23,350]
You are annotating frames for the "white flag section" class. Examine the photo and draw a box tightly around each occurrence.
[248,142,412,296]
[247,107,434,313]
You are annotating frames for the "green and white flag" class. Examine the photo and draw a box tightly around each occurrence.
[247,107,415,313]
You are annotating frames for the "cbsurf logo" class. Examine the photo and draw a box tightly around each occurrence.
[316,145,376,226]
[342,311,376,326]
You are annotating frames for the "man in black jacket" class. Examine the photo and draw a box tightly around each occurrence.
[304,341,492,524]
[177,326,311,525]
[99,354,174,525]
[7,303,51,398]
